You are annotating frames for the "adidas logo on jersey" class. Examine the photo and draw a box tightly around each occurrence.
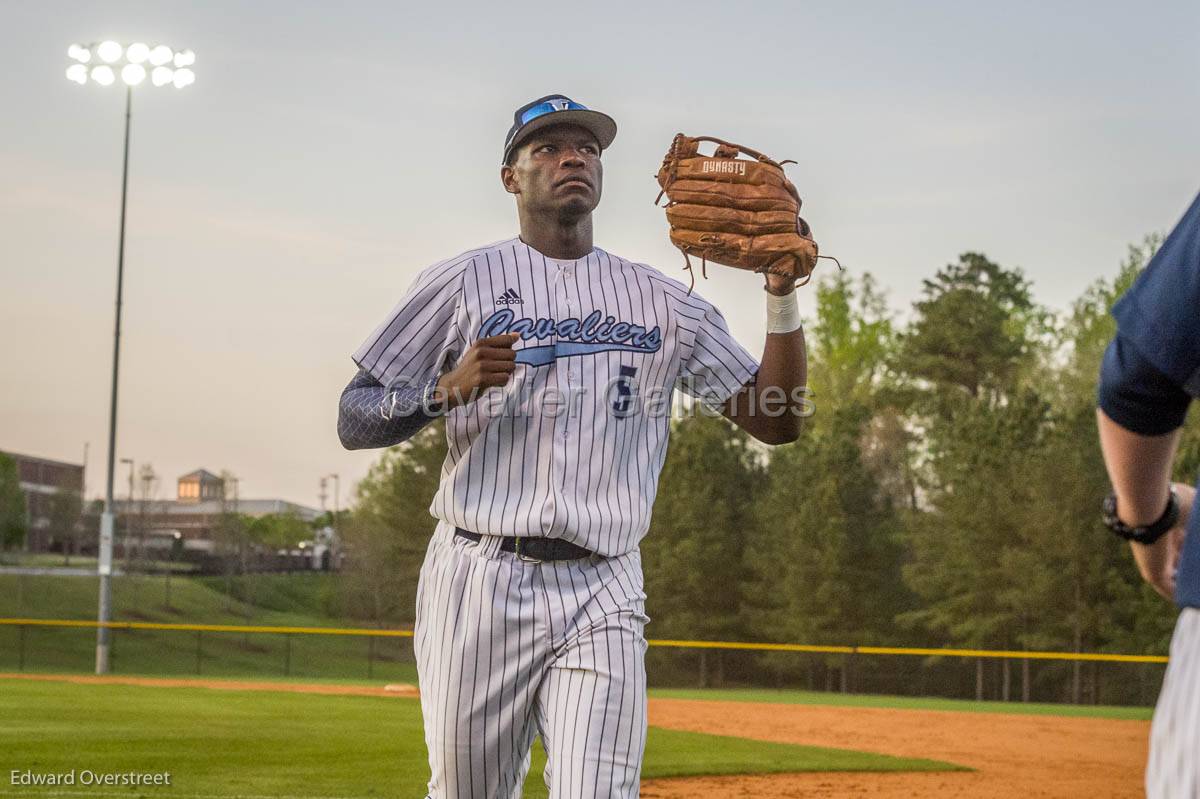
[495,288,523,306]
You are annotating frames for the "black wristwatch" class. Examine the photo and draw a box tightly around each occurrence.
[1102,488,1179,544]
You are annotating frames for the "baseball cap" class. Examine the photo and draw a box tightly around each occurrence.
[502,94,617,165]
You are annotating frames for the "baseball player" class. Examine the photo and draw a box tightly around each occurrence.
[338,94,809,798]
[1096,189,1200,797]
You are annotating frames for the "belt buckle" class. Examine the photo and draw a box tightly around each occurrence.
[514,536,543,563]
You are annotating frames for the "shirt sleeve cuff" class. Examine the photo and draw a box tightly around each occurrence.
[1098,334,1191,436]
[698,361,760,413]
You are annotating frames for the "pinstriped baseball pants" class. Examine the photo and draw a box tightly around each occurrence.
[1146,607,1200,798]
[415,522,649,798]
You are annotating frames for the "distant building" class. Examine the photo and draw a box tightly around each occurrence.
[114,497,323,552]
[176,469,225,502]
[2,454,337,569]
[1,450,85,552]
[113,467,332,567]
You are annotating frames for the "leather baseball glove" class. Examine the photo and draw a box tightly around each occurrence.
[655,133,825,290]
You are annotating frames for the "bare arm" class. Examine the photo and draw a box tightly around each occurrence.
[723,276,808,446]
[1093,190,1200,601]
[1096,409,1180,523]
[1096,334,1196,600]
[1096,409,1193,600]
[723,324,807,445]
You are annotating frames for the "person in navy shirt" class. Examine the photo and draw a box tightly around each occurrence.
[1097,190,1200,798]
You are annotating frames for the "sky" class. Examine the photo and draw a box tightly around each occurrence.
[2,0,1198,509]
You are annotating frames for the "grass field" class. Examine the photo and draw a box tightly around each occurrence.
[0,574,418,683]
[0,573,1156,725]
[0,573,337,623]
[652,687,1156,721]
[0,679,961,798]
[0,553,194,572]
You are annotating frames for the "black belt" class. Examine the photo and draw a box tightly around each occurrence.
[454,528,594,562]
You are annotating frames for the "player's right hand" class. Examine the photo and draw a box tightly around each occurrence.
[435,333,520,410]
[1132,481,1196,601]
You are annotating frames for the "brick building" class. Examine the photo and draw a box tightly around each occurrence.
[1,450,85,552]
[2,452,332,568]
[113,467,322,553]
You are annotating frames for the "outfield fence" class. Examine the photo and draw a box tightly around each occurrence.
[0,618,1169,707]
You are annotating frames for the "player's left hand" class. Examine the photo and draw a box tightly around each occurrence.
[764,271,795,297]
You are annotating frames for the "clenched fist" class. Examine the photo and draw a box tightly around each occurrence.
[435,333,520,411]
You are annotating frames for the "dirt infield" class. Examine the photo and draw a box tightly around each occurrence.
[3,674,1148,797]
[642,698,1150,798]
[0,673,420,698]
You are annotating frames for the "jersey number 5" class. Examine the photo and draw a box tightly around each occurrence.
[612,365,638,418]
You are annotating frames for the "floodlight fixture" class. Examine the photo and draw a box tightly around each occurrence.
[120,64,146,86]
[66,41,195,90]
[97,40,123,63]
[148,44,173,66]
[125,42,149,63]
[90,65,115,86]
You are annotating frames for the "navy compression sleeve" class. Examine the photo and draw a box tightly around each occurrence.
[337,369,440,450]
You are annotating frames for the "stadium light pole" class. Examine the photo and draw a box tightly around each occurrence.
[66,40,196,674]
[326,473,340,521]
[119,457,134,564]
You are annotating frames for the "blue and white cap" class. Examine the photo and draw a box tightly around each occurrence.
[502,94,617,165]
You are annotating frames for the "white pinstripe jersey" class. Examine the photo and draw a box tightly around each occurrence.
[352,237,759,557]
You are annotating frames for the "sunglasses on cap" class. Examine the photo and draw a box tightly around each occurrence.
[503,94,616,165]
[520,99,589,125]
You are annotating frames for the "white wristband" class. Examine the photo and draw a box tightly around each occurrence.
[766,290,802,334]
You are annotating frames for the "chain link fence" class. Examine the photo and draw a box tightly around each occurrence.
[0,619,1167,708]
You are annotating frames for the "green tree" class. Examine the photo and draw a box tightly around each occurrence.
[740,273,908,689]
[747,403,908,688]
[0,453,27,551]
[807,271,897,410]
[898,238,1182,703]
[807,271,915,511]
[44,488,83,565]
[248,512,311,553]
[1053,236,1159,407]
[339,421,447,626]
[901,392,1048,641]
[1016,404,1170,702]
[641,413,762,686]
[211,508,249,612]
[233,511,314,611]
[899,252,1042,399]
[1023,234,1180,702]
[894,252,1059,700]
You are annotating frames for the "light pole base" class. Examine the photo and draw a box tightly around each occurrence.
[96,511,114,674]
